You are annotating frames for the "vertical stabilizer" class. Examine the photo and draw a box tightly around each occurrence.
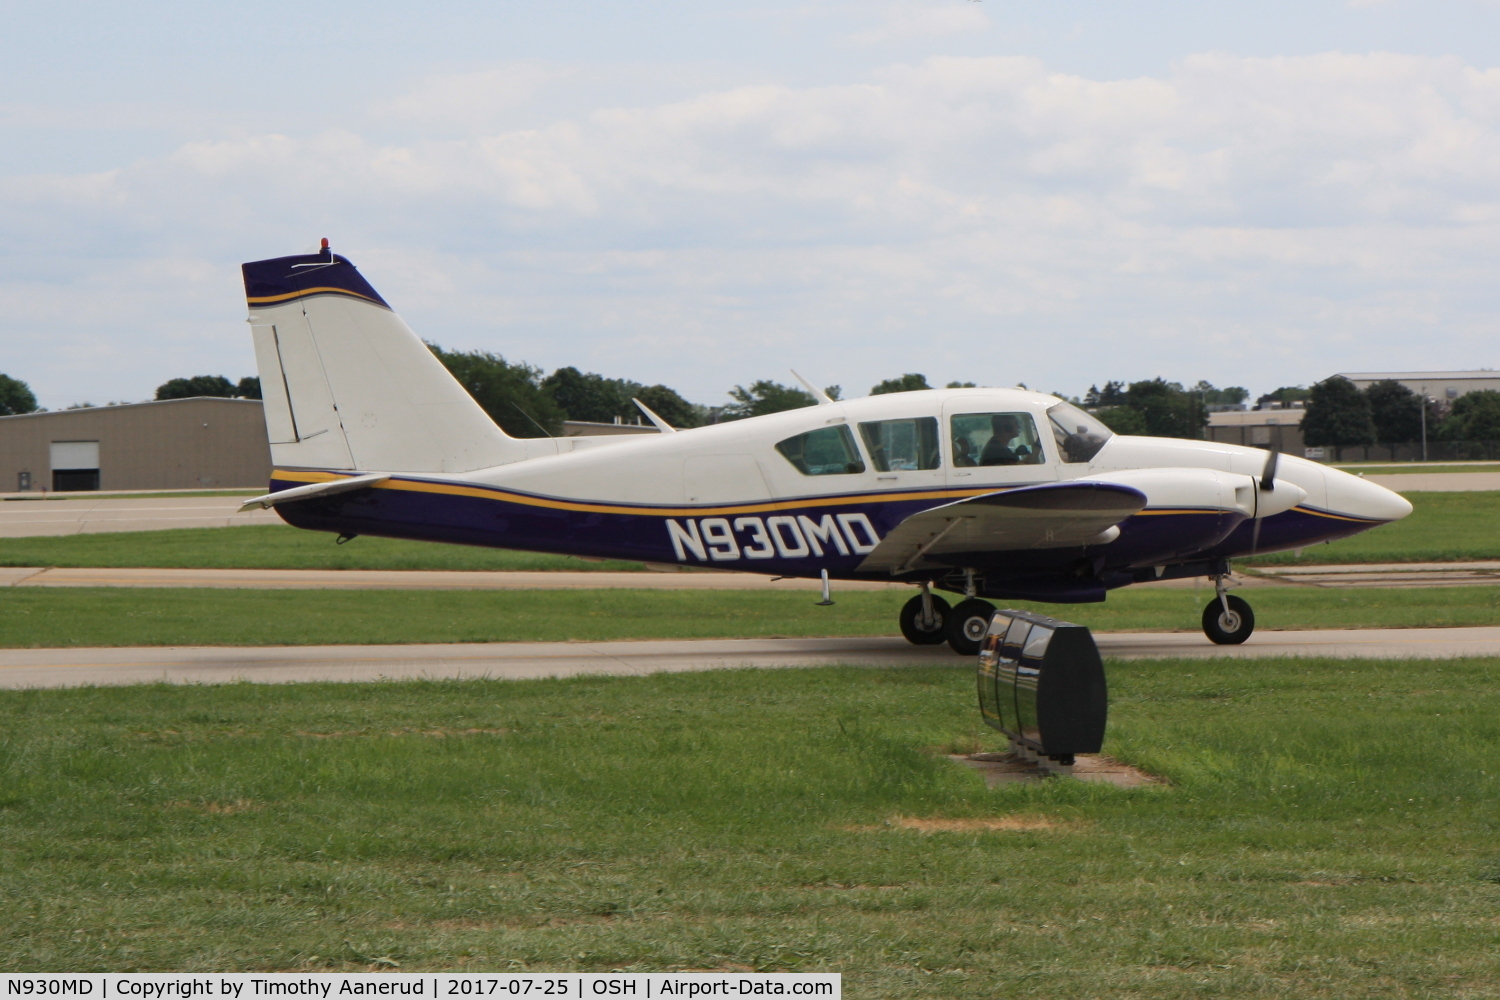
[243,245,526,473]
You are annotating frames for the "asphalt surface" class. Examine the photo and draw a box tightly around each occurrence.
[4,628,1499,689]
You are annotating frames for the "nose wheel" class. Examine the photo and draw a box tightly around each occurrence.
[1202,573,1255,644]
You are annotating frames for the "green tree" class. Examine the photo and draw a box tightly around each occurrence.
[0,373,39,415]
[428,344,565,438]
[236,376,262,400]
[1084,381,1127,407]
[1365,380,1422,451]
[635,384,705,428]
[1440,390,1500,443]
[722,380,821,420]
[870,373,932,395]
[155,375,237,400]
[1125,378,1207,438]
[1194,381,1249,406]
[1302,377,1376,449]
[541,367,638,424]
[1093,406,1148,435]
[946,380,977,389]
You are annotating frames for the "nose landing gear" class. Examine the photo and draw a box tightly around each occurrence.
[1202,573,1254,644]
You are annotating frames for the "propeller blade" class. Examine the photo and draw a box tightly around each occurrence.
[1259,447,1280,491]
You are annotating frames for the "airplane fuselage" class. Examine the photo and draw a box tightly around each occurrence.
[266,388,1409,603]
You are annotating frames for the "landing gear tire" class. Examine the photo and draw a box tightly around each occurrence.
[1202,595,1255,645]
[947,598,997,656]
[900,594,952,645]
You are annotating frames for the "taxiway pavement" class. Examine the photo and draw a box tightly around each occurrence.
[0,495,279,537]
[2,563,1495,590]
[4,628,1499,689]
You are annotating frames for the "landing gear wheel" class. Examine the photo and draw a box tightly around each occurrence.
[899,594,951,645]
[1202,595,1255,645]
[947,598,997,656]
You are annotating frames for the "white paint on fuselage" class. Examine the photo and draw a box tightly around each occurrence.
[397,387,1409,527]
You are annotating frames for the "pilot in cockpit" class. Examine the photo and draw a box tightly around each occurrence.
[979,414,1025,466]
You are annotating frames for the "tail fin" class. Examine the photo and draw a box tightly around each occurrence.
[242,244,521,473]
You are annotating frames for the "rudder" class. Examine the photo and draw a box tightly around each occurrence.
[243,244,526,473]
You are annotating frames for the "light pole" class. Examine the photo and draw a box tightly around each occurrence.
[1419,383,1427,463]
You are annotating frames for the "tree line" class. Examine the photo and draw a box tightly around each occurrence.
[1080,379,1248,439]
[1301,377,1500,451]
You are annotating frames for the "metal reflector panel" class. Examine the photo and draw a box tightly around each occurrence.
[976,608,1107,758]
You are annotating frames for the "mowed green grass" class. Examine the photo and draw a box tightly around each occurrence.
[1245,490,1500,565]
[5,586,1500,648]
[0,525,647,571]
[2,659,1499,995]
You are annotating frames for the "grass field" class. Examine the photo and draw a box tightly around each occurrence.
[2,492,1495,571]
[4,585,1500,648]
[0,525,647,571]
[2,658,1497,995]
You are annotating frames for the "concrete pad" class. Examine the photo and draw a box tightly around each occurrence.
[1365,472,1500,492]
[2,566,906,591]
[0,496,282,537]
[4,627,1500,690]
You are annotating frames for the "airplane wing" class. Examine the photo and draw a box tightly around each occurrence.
[856,481,1147,575]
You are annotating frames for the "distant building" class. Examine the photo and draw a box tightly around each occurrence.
[1336,370,1500,402]
[1207,408,1306,455]
[0,397,271,493]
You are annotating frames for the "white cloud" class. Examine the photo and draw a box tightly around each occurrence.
[6,51,1500,408]
[847,4,991,46]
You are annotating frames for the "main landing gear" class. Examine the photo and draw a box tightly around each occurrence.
[899,583,996,655]
[1202,573,1255,645]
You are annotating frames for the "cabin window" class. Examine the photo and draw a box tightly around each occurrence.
[775,425,866,476]
[858,417,940,472]
[949,412,1046,467]
[1046,401,1113,463]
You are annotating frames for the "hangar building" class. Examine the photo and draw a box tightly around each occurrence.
[0,397,272,492]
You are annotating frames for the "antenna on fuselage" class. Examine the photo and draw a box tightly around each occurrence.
[790,369,834,405]
[632,398,677,433]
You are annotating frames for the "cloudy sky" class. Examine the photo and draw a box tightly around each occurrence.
[5,1,1500,411]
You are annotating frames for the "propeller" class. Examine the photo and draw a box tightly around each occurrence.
[1259,447,1279,492]
[1250,447,1280,555]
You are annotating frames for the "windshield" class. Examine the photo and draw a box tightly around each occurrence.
[1047,401,1113,463]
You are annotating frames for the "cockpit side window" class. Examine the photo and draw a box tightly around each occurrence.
[858,417,940,472]
[949,412,1046,467]
[775,424,866,476]
[1046,401,1113,463]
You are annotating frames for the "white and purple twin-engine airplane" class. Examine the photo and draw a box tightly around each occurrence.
[239,243,1412,652]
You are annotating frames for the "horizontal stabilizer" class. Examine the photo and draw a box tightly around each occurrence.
[238,473,389,512]
[857,481,1147,575]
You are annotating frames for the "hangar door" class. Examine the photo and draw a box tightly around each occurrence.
[51,440,100,492]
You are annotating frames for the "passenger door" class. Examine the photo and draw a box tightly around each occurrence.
[942,398,1059,491]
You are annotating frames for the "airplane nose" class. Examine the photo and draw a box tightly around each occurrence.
[1323,468,1414,523]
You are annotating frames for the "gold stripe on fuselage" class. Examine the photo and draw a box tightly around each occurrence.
[269,470,1385,524]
